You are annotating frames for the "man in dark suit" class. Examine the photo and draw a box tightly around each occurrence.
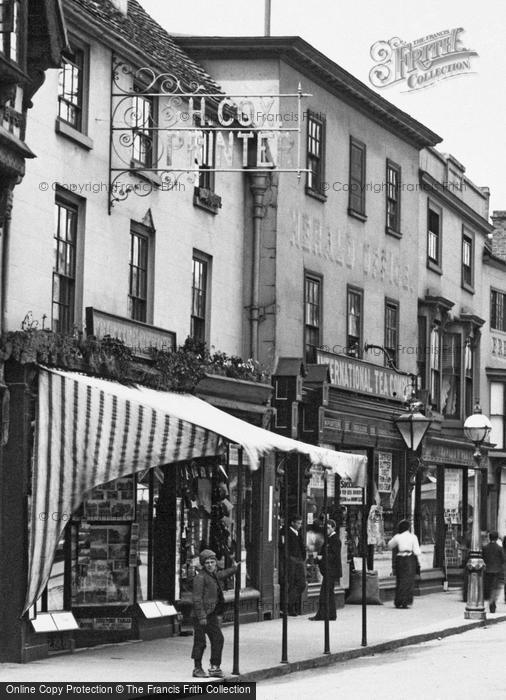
[482,530,505,614]
[309,518,342,621]
[283,514,306,616]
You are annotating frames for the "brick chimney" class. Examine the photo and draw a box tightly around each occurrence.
[491,210,506,261]
[110,0,128,14]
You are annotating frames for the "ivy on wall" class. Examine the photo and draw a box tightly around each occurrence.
[0,331,269,393]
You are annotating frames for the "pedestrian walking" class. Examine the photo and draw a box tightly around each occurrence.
[482,531,504,613]
[387,519,421,609]
[309,518,342,621]
[281,514,306,616]
[191,549,239,678]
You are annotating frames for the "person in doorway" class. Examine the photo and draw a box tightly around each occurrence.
[191,549,238,678]
[482,531,505,613]
[282,514,306,616]
[387,519,422,609]
[309,519,342,621]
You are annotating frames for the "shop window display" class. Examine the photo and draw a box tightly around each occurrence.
[369,452,402,577]
[178,454,253,596]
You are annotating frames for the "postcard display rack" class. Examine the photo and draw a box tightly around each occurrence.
[71,476,139,638]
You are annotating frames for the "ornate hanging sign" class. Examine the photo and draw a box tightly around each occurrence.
[109,60,312,210]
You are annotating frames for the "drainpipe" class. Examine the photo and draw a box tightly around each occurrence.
[0,184,14,336]
[248,172,268,361]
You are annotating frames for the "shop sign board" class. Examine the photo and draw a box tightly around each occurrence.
[340,487,363,505]
[315,349,407,402]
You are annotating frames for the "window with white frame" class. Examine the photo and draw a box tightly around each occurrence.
[441,333,461,419]
[385,299,399,368]
[132,88,155,167]
[386,160,401,234]
[304,274,321,364]
[427,202,442,267]
[490,382,504,450]
[429,326,441,410]
[58,45,85,131]
[491,289,506,332]
[0,0,21,64]
[306,110,326,198]
[191,253,210,344]
[462,231,474,290]
[128,225,151,323]
[347,287,363,358]
[52,197,78,334]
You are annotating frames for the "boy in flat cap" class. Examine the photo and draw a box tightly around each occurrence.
[191,549,239,678]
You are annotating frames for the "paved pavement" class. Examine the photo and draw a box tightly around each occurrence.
[0,590,505,685]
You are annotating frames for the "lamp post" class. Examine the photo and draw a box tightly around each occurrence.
[394,400,432,523]
[463,404,491,620]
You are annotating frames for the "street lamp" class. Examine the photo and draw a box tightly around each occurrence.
[394,399,432,526]
[463,403,491,620]
[394,400,432,452]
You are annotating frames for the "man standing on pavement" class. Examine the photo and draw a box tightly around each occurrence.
[191,549,238,678]
[482,531,505,613]
[309,518,342,621]
[283,514,306,616]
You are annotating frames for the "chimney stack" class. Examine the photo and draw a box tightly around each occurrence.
[491,210,506,261]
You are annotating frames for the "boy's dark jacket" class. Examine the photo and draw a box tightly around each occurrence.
[192,564,238,622]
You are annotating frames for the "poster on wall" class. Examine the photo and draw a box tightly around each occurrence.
[377,452,392,493]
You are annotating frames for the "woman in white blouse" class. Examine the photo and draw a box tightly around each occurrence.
[388,520,422,608]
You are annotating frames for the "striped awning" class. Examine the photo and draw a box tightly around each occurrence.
[24,367,366,613]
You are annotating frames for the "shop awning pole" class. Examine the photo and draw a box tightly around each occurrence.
[232,446,243,675]
[147,468,154,600]
[323,471,330,654]
[281,457,288,663]
[361,487,367,647]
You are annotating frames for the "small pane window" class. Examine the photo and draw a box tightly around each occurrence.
[304,275,321,364]
[349,139,366,216]
[58,48,84,130]
[132,90,155,167]
[347,288,363,358]
[427,205,441,265]
[306,111,326,196]
[191,255,209,343]
[386,161,401,233]
[491,290,506,332]
[385,300,399,368]
[52,199,77,334]
[129,229,149,322]
[462,233,473,288]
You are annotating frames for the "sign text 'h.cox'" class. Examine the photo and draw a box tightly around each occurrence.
[109,61,312,209]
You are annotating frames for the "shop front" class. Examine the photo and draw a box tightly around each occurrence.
[0,360,366,662]
[273,351,417,608]
[418,438,487,587]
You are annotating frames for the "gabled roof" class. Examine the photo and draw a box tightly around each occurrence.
[67,0,224,95]
[176,35,442,149]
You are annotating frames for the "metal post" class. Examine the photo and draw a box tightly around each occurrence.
[361,487,367,646]
[233,447,243,675]
[464,450,485,620]
[323,470,330,654]
[281,457,289,663]
[147,468,154,600]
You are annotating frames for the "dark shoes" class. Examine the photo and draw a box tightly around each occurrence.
[208,666,225,678]
[193,668,208,678]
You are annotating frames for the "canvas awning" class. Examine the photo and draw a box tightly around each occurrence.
[24,367,367,613]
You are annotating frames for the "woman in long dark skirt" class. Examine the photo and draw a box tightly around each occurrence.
[388,520,422,608]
